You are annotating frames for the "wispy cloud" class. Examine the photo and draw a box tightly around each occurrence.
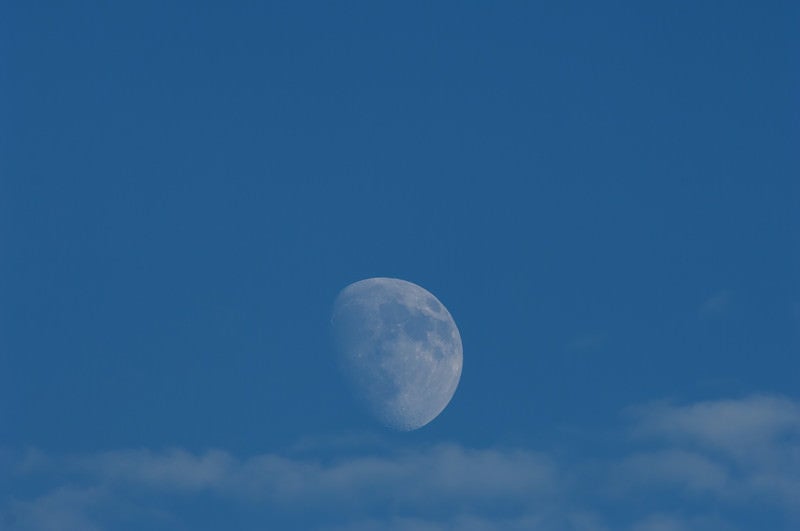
[698,290,733,319]
[630,395,800,457]
[625,395,800,513]
[565,332,607,352]
[4,395,799,530]
[619,449,730,494]
[6,486,105,531]
[6,444,562,529]
[70,444,558,510]
[628,513,737,531]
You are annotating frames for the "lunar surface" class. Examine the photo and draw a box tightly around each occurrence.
[331,277,463,431]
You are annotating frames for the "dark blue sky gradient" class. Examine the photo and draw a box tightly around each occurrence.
[1,2,798,529]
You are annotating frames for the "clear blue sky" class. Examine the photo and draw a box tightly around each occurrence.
[1,2,798,530]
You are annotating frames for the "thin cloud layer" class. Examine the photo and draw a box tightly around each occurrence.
[4,395,798,530]
[72,444,559,514]
[631,395,800,455]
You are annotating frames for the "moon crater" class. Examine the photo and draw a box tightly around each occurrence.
[331,277,463,431]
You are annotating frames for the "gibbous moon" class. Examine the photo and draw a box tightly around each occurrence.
[331,277,463,431]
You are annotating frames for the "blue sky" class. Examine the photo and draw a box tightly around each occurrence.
[1,2,798,530]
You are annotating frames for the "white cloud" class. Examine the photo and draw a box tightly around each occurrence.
[4,394,799,530]
[78,448,234,490]
[7,486,104,531]
[4,443,564,530]
[629,513,737,531]
[66,443,559,513]
[319,514,549,531]
[630,514,690,531]
[630,395,800,457]
[623,395,800,516]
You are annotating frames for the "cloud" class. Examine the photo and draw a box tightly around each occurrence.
[565,332,606,352]
[698,290,733,319]
[6,486,104,531]
[631,395,800,456]
[619,449,730,494]
[4,395,799,530]
[69,444,559,512]
[318,514,549,531]
[628,513,737,531]
[6,444,561,529]
[77,448,234,491]
[623,395,800,514]
[629,514,690,531]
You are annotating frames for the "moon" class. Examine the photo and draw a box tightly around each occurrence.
[331,277,463,431]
